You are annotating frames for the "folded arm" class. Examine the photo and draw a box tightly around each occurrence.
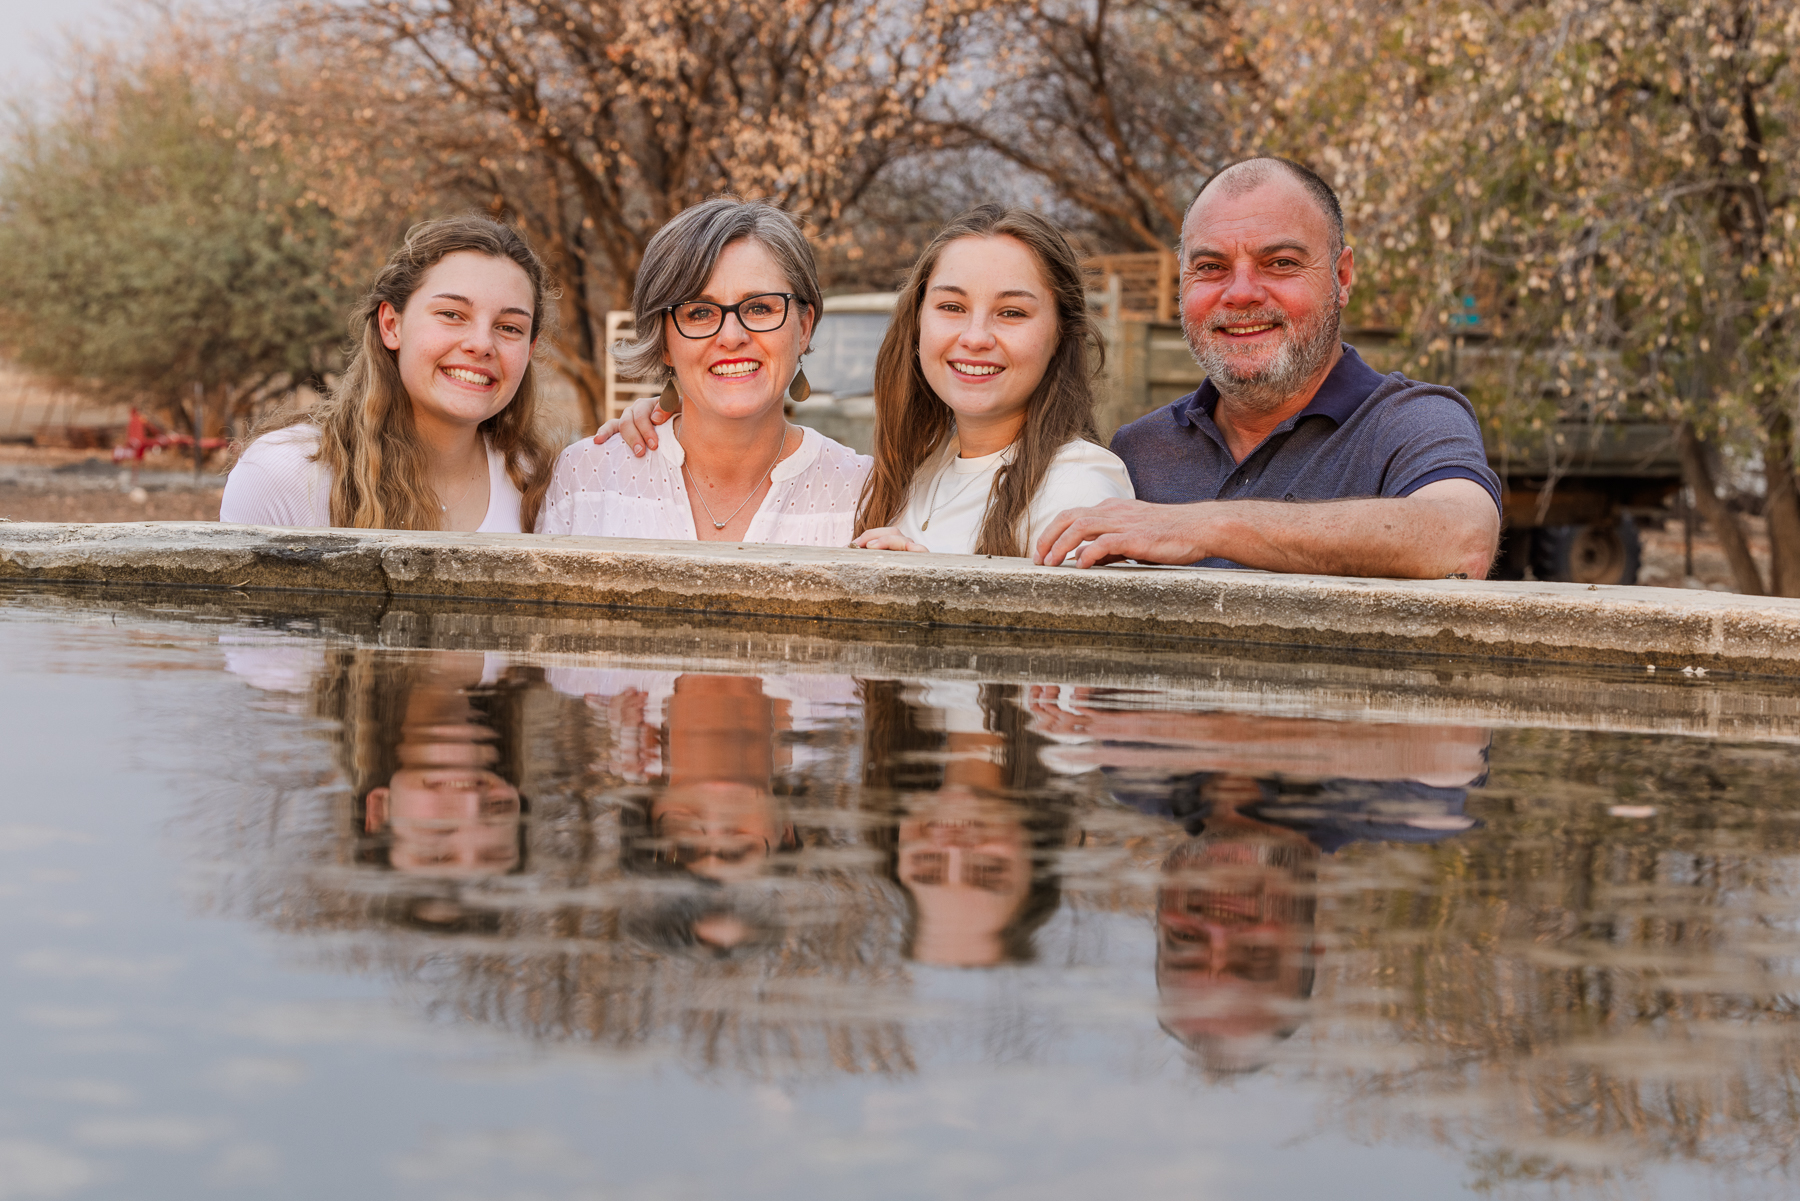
[1033,478,1499,579]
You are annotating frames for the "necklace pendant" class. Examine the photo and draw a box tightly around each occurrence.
[713,520,727,529]
[921,519,930,530]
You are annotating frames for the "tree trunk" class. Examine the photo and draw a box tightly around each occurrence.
[553,354,604,433]
[1760,407,1800,596]
[1678,423,1766,595]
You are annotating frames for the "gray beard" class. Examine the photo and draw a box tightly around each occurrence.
[1184,300,1343,415]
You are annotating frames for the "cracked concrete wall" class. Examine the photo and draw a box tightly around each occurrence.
[5,520,1800,676]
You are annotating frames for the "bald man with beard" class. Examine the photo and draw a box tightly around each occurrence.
[1035,157,1501,579]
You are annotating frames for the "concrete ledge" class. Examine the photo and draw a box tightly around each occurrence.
[4,520,1800,676]
[11,582,1800,742]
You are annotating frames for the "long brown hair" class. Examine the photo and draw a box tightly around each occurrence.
[853,205,1102,558]
[278,215,556,531]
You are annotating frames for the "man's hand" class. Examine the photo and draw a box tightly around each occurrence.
[592,395,672,456]
[1032,497,1210,568]
[852,526,929,552]
[1032,478,1499,579]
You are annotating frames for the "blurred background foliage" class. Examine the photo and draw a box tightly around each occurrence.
[0,40,352,437]
[0,0,1796,585]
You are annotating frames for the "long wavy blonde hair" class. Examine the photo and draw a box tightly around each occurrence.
[279,215,556,531]
[853,205,1102,558]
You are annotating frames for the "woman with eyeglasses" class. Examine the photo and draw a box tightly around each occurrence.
[537,198,869,543]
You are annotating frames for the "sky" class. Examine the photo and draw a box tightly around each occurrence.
[0,0,132,97]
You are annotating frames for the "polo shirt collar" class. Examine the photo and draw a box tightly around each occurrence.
[1174,343,1385,429]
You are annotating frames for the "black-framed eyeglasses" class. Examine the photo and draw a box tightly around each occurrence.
[663,292,804,339]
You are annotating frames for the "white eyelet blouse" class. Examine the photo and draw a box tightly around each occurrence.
[536,423,871,545]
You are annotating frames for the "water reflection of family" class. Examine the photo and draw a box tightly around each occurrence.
[223,647,1490,1074]
[566,669,1066,969]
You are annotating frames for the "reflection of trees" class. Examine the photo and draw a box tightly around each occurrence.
[407,878,916,1077]
[1314,728,1800,1188]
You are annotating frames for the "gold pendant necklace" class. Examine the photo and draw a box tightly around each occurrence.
[680,419,791,530]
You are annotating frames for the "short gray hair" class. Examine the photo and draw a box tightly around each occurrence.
[616,197,822,383]
[1188,157,1345,259]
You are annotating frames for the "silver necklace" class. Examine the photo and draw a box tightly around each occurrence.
[919,454,992,531]
[437,463,482,513]
[680,420,791,530]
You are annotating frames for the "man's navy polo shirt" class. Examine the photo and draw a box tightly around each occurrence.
[1109,344,1501,569]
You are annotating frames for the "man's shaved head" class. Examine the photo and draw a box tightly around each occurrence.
[1188,157,1344,257]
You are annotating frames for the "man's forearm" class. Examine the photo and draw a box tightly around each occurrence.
[1034,481,1501,575]
[1188,493,1498,578]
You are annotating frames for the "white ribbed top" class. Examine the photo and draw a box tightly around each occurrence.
[536,423,871,545]
[219,424,525,532]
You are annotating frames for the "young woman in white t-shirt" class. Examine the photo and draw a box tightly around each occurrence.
[593,205,1130,557]
[219,215,555,533]
[850,204,1132,557]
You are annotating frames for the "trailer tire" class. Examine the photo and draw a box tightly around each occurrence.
[1530,516,1640,585]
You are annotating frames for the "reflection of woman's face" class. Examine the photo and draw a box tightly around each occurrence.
[378,768,521,875]
[654,675,785,882]
[652,781,780,882]
[897,785,1030,967]
[366,683,522,877]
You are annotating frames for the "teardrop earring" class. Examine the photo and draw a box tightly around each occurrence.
[788,368,812,404]
[658,379,682,414]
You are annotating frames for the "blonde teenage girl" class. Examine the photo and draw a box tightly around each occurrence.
[221,215,555,532]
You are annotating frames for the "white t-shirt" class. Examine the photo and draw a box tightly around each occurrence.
[218,423,526,532]
[890,435,1134,555]
[536,423,871,546]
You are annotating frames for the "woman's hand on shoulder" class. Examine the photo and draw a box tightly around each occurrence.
[852,527,928,553]
[592,395,671,456]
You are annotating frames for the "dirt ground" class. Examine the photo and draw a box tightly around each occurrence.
[0,447,224,524]
[0,447,1770,594]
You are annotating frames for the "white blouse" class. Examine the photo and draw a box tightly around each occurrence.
[219,423,525,532]
[537,423,871,545]
[890,435,1135,555]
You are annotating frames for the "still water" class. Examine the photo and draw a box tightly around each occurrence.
[2,588,1798,1199]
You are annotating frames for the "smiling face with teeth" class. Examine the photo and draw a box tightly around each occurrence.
[1178,167,1354,417]
[661,238,814,425]
[379,250,537,438]
[917,235,1060,457]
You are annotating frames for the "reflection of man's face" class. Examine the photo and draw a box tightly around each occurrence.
[898,785,1030,967]
[1156,833,1314,1057]
[365,683,522,878]
[652,781,781,882]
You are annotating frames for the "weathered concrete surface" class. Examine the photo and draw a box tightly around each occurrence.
[5,520,1800,676]
[10,581,1799,742]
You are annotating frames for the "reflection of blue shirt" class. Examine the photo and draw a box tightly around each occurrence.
[1109,345,1502,569]
[1105,768,1483,853]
